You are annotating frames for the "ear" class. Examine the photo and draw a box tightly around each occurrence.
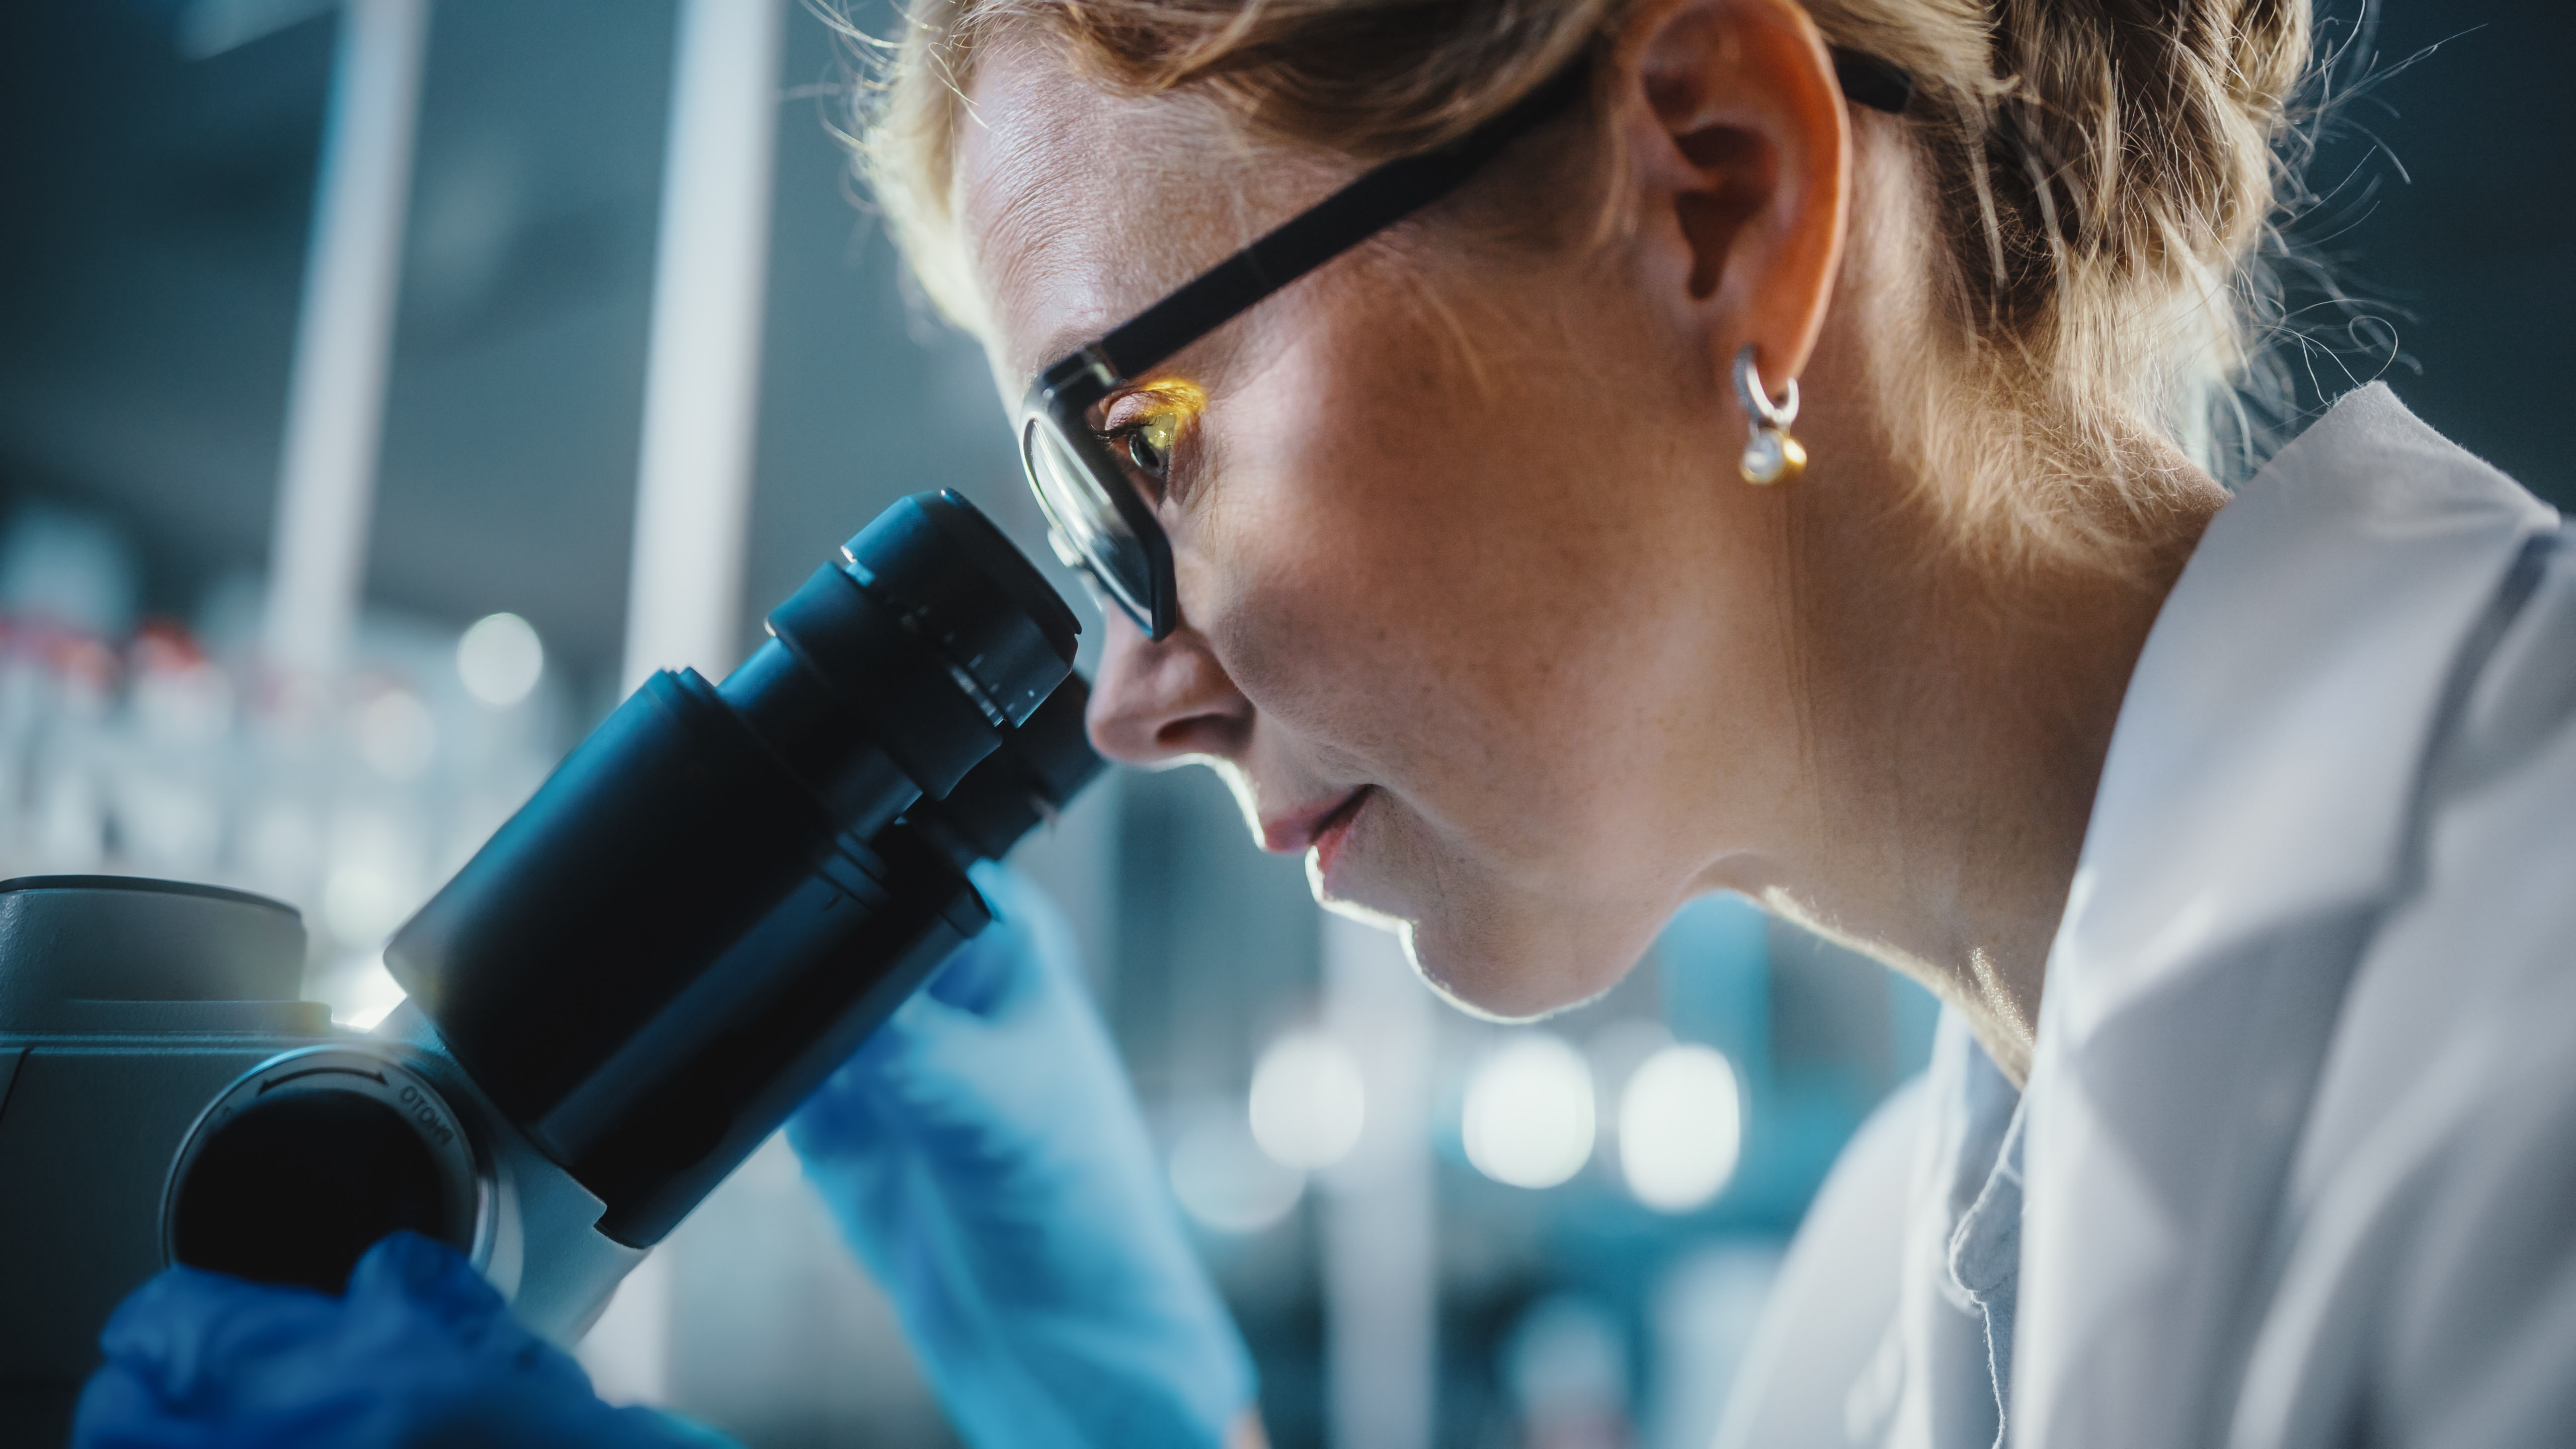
[1609,0,1851,405]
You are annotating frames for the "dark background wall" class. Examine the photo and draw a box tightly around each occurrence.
[0,5,2565,1447]
[2276,1,2575,503]
[0,0,2566,707]
[0,0,1041,704]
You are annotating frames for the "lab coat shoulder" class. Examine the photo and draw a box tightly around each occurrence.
[2233,524,2576,1449]
[2017,383,2573,1449]
[1713,388,2572,1449]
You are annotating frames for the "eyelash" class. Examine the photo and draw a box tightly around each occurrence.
[1095,396,1198,502]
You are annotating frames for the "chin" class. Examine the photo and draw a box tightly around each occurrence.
[1414,920,1635,1022]
[1313,794,1656,1021]
[1322,877,1639,1024]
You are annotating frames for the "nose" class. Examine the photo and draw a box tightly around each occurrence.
[1085,607,1254,766]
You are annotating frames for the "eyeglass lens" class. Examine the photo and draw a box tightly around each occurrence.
[1021,415,1158,631]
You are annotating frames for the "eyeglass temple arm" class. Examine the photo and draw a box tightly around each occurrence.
[1096,65,1591,379]
[1094,49,1911,383]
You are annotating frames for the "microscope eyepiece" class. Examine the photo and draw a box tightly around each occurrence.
[900,676,1105,870]
[839,489,1080,728]
[732,491,1080,825]
[383,491,1096,1247]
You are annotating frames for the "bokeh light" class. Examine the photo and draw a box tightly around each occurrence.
[1617,1043,1742,1212]
[457,611,544,708]
[1462,1033,1595,1189]
[1248,1031,1366,1170]
[315,952,409,1031]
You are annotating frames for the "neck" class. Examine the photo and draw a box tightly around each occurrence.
[1760,438,2224,1086]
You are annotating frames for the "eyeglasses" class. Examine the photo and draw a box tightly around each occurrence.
[1019,50,1913,640]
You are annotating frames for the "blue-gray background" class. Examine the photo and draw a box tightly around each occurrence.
[0,3,2565,1446]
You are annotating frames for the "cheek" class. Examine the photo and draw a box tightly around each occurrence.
[1196,363,1558,773]
[1190,320,1720,884]
[1159,280,1781,1016]
[1258,342,1683,672]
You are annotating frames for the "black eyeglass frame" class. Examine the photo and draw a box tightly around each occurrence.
[1018,48,1913,640]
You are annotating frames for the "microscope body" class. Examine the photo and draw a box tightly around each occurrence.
[0,492,1100,1443]
[0,883,682,1439]
[0,888,643,1429]
[0,880,336,1437]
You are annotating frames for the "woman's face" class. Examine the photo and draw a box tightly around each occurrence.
[959,39,1819,1018]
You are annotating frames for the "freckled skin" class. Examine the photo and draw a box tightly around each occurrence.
[963,40,1797,1018]
[1187,308,1792,1015]
[955,7,2218,1065]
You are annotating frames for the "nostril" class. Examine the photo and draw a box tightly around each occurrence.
[1155,711,1248,757]
[1086,621,1255,765]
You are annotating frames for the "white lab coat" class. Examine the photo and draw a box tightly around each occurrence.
[1715,384,2576,1449]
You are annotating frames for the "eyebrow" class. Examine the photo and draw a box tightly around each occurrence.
[1021,328,1092,395]
[1021,323,1226,404]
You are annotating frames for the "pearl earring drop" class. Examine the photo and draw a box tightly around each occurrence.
[1733,345,1806,486]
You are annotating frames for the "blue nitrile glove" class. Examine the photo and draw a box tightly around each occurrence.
[787,864,1256,1449]
[73,1231,733,1449]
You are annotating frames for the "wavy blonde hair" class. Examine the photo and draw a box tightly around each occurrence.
[841,0,2313,574]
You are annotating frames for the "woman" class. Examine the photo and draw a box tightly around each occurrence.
[870,0,2573,1443]
[76,1,2573,1446]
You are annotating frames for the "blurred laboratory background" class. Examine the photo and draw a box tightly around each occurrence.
[0,1,2568,1446]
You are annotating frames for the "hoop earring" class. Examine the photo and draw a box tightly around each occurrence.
[1733,345,1806,486]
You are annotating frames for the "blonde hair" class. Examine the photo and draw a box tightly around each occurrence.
[842,0,2313,574]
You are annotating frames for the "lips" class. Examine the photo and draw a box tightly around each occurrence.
[1308,787,1372,879]
[1260,785,1371,856]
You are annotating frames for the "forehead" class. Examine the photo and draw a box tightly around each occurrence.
[956,33,1346,388]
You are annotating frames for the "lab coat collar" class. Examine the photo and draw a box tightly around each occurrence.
[2014,385,2559,1448]
[1863,1011,2027,1449]
[2054,384,2556,1034]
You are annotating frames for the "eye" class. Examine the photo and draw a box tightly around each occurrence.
[1098,381,1204,499]
[1123,425,1169,479]
[1118,407,1186,482]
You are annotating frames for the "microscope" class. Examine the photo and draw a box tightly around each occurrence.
[0,492,1102,1441]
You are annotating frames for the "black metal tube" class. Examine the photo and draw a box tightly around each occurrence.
[384,491,1086,1245]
